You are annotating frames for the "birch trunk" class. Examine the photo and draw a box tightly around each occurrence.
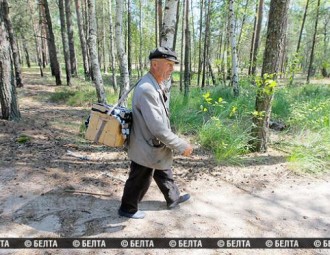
[127,0,132,75]
[115,0,130,100]
[160,0,178,49]
[160,0,179,108]
[87,0,106,103]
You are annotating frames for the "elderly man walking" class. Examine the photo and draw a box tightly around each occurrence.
[118,47,193,219]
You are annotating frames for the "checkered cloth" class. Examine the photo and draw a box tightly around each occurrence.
[85,103,132,140]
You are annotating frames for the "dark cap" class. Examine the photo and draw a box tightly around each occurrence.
[149,47,179,64]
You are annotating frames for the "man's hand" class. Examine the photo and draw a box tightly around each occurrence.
[182,144,193,157]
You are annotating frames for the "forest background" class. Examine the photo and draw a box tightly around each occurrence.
[1,0,330,174]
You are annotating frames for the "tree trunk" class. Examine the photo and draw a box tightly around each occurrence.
[39,3,47,69]
[65,0,77,76]
[102,0,107,73]
[237,0,250,60]
[321,19,329,78]
[173,0,180,52]
[75,0,90,80]
[201,0,211,88]
[59,0,71,86]
[179,0,185,92]
[290,0,309,84]
[250,0,290,152]
[222,23,229,85]
[27,0,43,77]
[190,1,196,73]
[16,39,22,66]
[42,0,61,85]
[184,0,191,97]
[0,0,21,121]
[21,36,31,68]
[208,60,216,86]
[83,0,91,76]
[158,0,163,45]
[307,0,321,84]
[160,0,179,108]
[3,0,23,88]
[108,0,117,92]
[139,0,143,78]
[197,0,204,87]
[160,0,178,49]
[87,0,106,103]
[127,0,132,76]
[229,0,239,97]
[297,0,310,54]
[248,2,258,76]
[155,0,158,47]
[115,0,130,100]
[251,0,264,77]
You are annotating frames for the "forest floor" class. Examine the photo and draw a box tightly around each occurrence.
[0,71,330,255]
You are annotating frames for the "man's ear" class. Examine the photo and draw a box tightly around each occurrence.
[151,60,158,70]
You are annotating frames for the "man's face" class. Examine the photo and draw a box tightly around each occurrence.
[155,59,175,82]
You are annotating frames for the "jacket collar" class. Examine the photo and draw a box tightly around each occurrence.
[146,72,169,117]
[147,72,161,91]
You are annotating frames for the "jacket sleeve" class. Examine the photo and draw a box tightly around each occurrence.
[137,84,188,154]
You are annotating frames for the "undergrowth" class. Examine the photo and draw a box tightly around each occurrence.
[48,73,330,173]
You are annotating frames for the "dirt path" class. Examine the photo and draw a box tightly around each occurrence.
[0,73,329,255]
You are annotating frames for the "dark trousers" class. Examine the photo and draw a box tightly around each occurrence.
[120,161,180,213]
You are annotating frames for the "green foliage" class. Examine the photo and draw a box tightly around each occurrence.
[255,73,278,96]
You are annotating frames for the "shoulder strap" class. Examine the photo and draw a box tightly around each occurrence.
[107,79,141,115]
[157,90,170,118]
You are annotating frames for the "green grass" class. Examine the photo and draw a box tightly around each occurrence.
[16,134,32,144]
[170,81,255,163]
[272,83,330,173]
[47,72,330,173]
[286,129,330,174]
[199,117,252,164]
[49,77,119,107]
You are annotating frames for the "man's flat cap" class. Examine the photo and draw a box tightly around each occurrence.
[149,47,179,64]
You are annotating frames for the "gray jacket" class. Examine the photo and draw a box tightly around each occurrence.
[127,72,188,170]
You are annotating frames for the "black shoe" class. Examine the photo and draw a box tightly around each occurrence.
[118,208,145,219]
[167,194,190,209]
